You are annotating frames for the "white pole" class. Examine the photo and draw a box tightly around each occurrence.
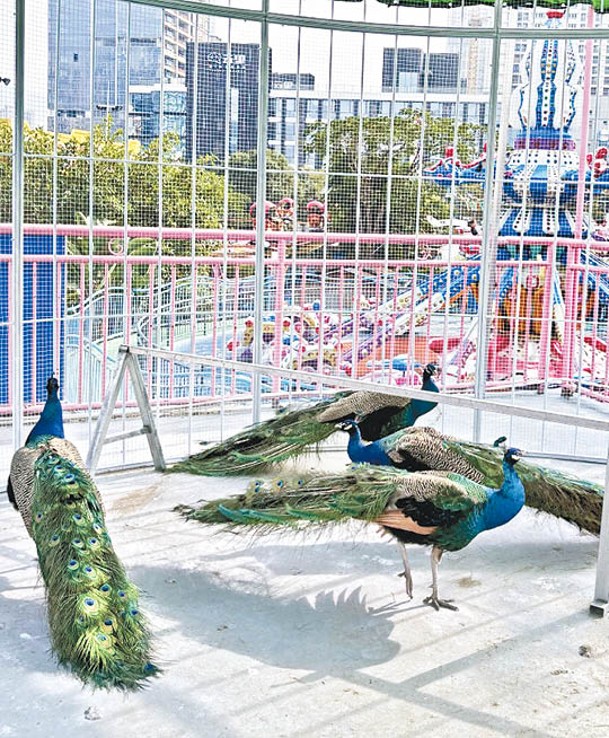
[12,0,25,450]
[473,0,502,442]
[591,440,609,616]
[252,1,270,423]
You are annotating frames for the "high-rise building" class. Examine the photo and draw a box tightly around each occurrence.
[382,48,422,92]
[0,0,47,126]
[47,0,208,133]
[163,11,213,82]
[423,52,460,90]
[185,42,268,163]
[129,85,187,152]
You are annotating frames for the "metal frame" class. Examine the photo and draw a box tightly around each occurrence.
[11,0,25,450]
[128,0,609,41]
[86,345,166,474]
[124,343,609,616]
[9,0,609,621]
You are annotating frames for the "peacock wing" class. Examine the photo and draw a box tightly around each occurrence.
[388,470,487,509]
[442,439,505,486]
[10,438,103,537]
[385,428,487,481]
[316,391,410,424]
[357,403,414,441]
[9,446,39,535]
[375,471,488,537]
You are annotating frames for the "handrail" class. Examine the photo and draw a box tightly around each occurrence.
[127,344,609,433]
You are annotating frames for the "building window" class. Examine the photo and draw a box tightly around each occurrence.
[284,98,296,117]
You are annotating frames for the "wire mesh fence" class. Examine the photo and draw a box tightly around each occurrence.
[4,0,609,479]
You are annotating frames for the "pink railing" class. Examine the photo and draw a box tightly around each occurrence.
[3,224,609,416]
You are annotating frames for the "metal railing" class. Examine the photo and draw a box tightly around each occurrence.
[3,225,609,418]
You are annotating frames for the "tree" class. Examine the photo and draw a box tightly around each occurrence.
[227,148,324,226]
[0,119,247,237]
[303,109,484,234]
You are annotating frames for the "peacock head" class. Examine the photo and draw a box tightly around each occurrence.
[504,447,523,466]
[46,375,59,396]
[423,363,439,380]
[336,418,360,434]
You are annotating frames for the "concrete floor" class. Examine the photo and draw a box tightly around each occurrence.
[1,444,608,738]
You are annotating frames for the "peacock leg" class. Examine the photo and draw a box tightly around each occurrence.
[396,542,413,599]
[423,546,458,611]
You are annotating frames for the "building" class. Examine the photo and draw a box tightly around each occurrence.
[185,42,267,163]
[382,48,422,92]
[129,85,187,153]
[0,0,47,126]
[163,11,213,82]
[268,46,488,167]
[47,0,208,133]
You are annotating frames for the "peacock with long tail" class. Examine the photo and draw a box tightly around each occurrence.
[7,376,159,690]
[170,363,440,477]
[335,422,603,535]
[176,448,525,611]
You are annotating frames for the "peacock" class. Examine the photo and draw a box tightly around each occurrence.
[170,363,440,477]
[335,421,603,535]
[7,376,159,690]
[176,448,525,611]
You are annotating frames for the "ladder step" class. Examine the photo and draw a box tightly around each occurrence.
[104,426,150,444]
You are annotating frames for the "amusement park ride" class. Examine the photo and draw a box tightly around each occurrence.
[225,11,609,399]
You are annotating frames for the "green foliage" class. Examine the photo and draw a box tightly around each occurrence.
[0,118,251,300]
[0,118,247,236]
[304,109,484,234]
[228,148,324,226]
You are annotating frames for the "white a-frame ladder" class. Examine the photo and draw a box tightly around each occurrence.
[86,345,166,474]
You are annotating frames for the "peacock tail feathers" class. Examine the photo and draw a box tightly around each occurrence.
[169,395,345,476]
[498,456,603,535]
[175,464,488,532]
[442,438,604,534]
[28,446,159,690]
[316,367,438,440]
[176,466,399,528]
[9,437,102,536]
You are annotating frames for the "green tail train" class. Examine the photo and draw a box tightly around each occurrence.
[169,364,439,478]
[169,396,344,477]
[12,442,159,690]
[177,425,604,536]
[176,466,415,528]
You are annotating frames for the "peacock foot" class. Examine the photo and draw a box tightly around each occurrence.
[423,594,458,611]
[397,569,413,599]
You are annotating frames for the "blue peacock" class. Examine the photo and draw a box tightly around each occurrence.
[170,363,440,476]
[7,376,159,690]
[335,421,603,535]
[176,448,525,611]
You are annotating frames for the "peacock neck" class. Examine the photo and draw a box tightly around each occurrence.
[26,390,65,446]
[409,376,439,419]
[481,460,525,531]
[347,428,392,466]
